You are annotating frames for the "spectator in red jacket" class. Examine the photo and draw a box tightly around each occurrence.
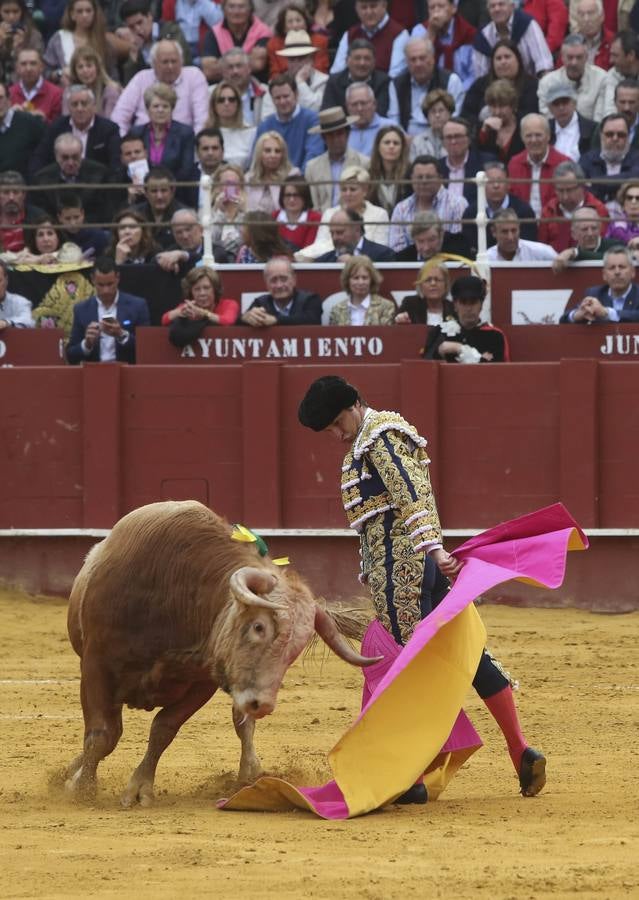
[9,47,62,122]
[523,0,568,56]
[508,112,571,215]
[538,159,609,250]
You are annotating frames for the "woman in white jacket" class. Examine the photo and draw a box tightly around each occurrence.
[296,164,389,260]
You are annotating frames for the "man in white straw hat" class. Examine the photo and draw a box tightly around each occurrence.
[304,106,369,211]
[261,30,328,115]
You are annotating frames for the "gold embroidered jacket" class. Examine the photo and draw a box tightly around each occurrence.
[340,409,443,643]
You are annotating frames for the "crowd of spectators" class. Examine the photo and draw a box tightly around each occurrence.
[1,0,639,363]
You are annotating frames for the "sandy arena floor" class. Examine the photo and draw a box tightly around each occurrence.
[0,589,637,900]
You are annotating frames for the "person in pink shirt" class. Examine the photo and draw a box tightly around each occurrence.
[111,39,209,136]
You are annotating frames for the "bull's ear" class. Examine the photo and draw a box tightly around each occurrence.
[314,605,383,667]
[230,566,287,610]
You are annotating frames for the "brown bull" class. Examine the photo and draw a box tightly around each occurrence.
[66,500,378,807]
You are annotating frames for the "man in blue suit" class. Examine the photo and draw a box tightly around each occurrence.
[66,256,150,364]
[560,245,639,324]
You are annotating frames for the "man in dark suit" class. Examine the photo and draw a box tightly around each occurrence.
[155,208,234,273]
[66,256,150,364]
[240,258,322,326]
[395,209,472,261]
[579,113,639,203]
[31,133,110,224]
[314,209,395,262]
[560,245,639,324]
[438,116,495,206]
[462,160,536,253]
[29,86,121,175]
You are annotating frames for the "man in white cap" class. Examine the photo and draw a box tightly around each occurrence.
[305,106,369,211]
[261,30,328,116]
[547,82,597,162]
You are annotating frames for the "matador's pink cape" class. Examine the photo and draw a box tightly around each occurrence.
[219,503,588,819]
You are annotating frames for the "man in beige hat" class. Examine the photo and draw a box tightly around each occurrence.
[304,106,369,211]
[261,30,328,116]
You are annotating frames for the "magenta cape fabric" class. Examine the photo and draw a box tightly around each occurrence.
[218,503,587,818]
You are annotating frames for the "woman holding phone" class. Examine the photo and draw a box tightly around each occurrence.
[210,163,248,259]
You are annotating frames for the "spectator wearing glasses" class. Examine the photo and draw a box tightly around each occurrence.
[205,81,255,171]
[439,116,496,206]
[579,113,639,205]
[606,179,639,246]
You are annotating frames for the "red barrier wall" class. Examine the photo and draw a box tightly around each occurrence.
[2,359,638,531]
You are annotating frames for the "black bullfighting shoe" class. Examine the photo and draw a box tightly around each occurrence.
[519,747,547,797]
[394,783,428,804]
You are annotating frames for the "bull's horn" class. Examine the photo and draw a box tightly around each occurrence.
[230,566,287,610]
[314,605,383,667]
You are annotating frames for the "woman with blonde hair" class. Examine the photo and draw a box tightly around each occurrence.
[246,130,300,212]
[210,162,249,258]
[394,262,455,325]
[368,125,410,215]
[43,0,123,84]
[329,255,396,325]
[300,165,389,259]
[64,45,121,117]
[205,81,256,170]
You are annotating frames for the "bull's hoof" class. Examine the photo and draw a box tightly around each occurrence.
[121,778,155,809]
[237,763,263,786]
[64,767,97,801]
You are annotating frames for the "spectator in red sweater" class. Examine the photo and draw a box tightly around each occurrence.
[508,112,571,215]
[9,48,62,122]
[411,0,476,90]
[538,159,609,250]
[272,174,321,250]
[161,266,239,329]
[522,0,568,56]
